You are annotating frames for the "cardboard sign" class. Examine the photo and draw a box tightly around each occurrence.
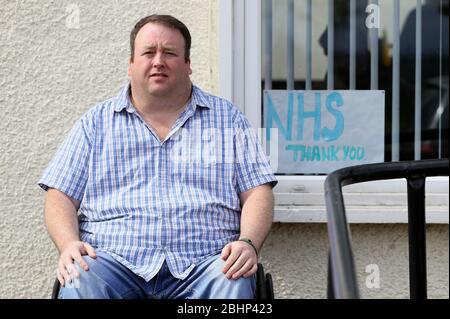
[264,90,385,174]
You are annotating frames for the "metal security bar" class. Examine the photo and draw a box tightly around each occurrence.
[439,0,443,159]
[349,0,356,90]
[287,0,295,90]
[324,159,449,299]
[264,0,273,91]
[415,0,422,160]
[369,0,379,90]
[392,0,400,161]
[327,0,334,90]
[306,0,312,90]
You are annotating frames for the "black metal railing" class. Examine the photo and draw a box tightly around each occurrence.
[324,159,449,299]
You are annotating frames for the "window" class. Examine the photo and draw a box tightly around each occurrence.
[219,0,449,223]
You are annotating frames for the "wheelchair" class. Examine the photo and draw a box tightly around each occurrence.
[52,262,274,299]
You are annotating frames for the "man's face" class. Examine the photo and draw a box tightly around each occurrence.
[128,22,192,99]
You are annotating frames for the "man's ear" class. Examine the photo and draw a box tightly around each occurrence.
[127,57,133,78]
[187,58,192,75]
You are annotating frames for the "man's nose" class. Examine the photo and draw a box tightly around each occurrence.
[152,52,165,67]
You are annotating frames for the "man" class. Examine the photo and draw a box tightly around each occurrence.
[39,14,277,299]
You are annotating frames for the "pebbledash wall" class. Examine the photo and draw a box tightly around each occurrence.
[0,0,447,299]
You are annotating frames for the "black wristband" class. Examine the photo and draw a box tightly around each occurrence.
[238,237,258,256]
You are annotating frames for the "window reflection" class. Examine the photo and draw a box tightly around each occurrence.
[262,0,449,162]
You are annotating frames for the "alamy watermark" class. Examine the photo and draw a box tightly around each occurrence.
[56,264,80,289]
[169,127,279,172]
[365,264,380,289]
[65,4,80,29]
[365,3,380,29]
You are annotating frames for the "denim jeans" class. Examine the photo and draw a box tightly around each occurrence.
[59,251,256,299]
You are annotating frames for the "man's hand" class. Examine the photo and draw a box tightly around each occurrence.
[221,241,258,280]
[57,241,97,286]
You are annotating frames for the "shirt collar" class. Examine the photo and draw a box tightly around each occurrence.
[113,83,135,113]
[113,82,212,113]
[190,85,211,109]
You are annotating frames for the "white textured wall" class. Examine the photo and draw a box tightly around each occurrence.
[0,0,448,299]
[260,223,448,298]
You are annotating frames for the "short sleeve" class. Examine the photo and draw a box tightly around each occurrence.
[38,116,93,201]
[233,113,278,194]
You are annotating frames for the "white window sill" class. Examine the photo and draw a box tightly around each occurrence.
[274,205,449,224]
[273,176,449,224]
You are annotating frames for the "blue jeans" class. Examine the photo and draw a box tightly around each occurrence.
[59,251,256,299]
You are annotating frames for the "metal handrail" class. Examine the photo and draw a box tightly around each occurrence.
[324,159,449,299]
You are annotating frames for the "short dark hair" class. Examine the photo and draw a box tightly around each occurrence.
[130,15,191,62]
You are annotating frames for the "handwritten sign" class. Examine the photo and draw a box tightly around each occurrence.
[264,90,385,174]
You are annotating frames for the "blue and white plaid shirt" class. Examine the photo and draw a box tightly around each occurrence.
[39,83,277,281]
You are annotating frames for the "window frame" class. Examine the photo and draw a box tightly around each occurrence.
[218,0,448,224]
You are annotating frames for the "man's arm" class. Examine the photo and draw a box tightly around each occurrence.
[221,183,274,279]
[44,188,96,286]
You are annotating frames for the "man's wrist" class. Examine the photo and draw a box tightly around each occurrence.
[238,237,258,256]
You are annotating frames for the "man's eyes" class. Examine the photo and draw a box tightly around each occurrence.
[163,51,178,56]
[143,51,177,56]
